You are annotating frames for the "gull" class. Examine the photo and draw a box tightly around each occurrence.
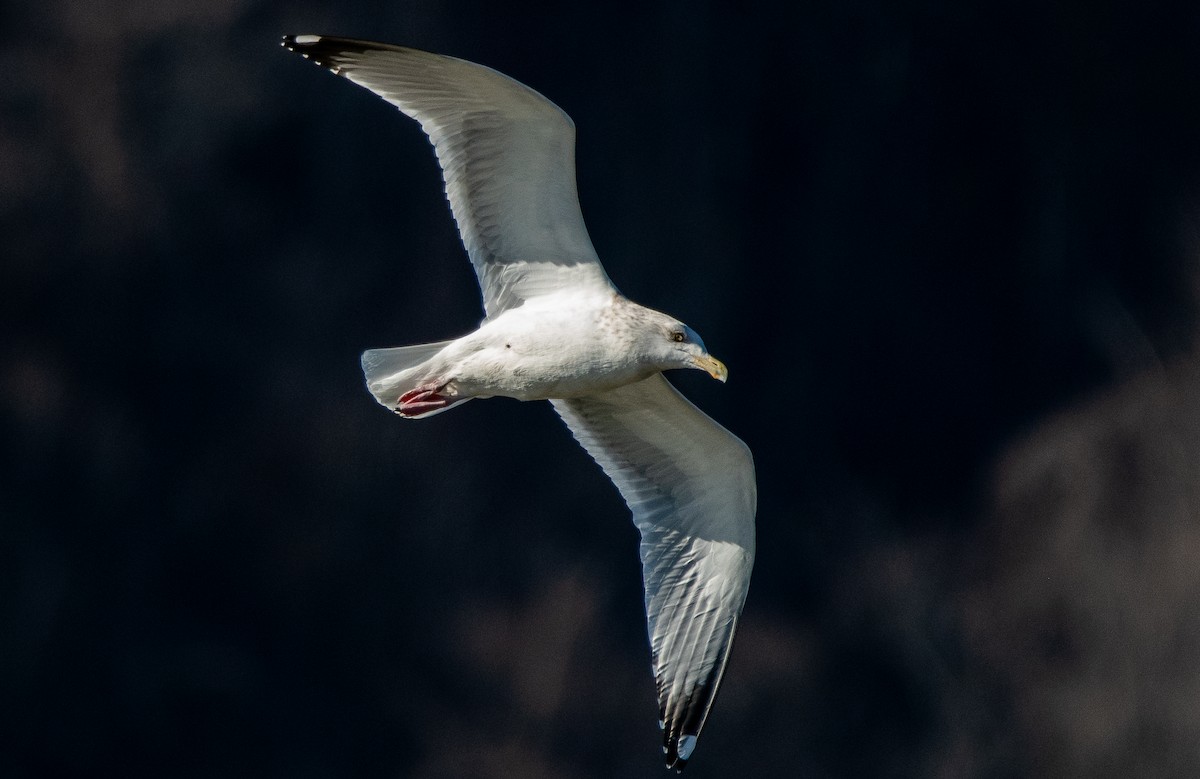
[282,35,756,771]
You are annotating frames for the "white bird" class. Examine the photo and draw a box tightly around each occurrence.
[282,35,756,771]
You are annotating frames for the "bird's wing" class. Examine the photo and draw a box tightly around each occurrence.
[552,374,756,770]
[282,35,616,316]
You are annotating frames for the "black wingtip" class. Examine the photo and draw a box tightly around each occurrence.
[664,746,690,772]
[280,33,306,51]
[279,34,351,73]
[280,34,396,74]
[280,34,322,60]
[663,729,697,772]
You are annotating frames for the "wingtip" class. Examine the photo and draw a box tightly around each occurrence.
[663,732,697,772]
[280,34,321,51]
[279,34,350,74]
[279,34,386,75]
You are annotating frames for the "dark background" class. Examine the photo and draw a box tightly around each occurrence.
[5,1,1200,776]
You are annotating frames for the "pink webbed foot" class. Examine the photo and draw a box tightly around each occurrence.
[395,384,453,418]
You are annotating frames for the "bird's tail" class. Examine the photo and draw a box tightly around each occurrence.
[360,340,471,419]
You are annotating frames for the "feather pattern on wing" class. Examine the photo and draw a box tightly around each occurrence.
[553,374,756,770]
[282,35,616,315]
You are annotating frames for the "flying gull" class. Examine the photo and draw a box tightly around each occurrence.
[282,35,756,771]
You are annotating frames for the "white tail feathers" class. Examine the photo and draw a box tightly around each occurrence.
[360,340,472,418]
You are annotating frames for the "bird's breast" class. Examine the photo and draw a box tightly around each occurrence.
[448,305,651,401]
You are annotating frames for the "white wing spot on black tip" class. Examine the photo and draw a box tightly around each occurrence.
[677,735,697,761]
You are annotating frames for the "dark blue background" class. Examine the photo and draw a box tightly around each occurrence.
[5,1,1200,776]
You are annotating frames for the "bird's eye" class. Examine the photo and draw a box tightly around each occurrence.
[671,331,686,343]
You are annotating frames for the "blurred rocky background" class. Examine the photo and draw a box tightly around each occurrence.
[4,1,1200,776]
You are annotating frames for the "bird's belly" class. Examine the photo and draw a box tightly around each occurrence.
[452,347,649,401]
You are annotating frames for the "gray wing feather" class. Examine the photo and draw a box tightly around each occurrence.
[282,35,615,315]
[553,374,756,769]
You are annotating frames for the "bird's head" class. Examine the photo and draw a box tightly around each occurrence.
[642,313,728,383]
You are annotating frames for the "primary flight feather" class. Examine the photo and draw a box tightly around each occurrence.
[282,34,756,771]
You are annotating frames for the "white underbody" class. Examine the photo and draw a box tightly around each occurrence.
[370,293,658,405]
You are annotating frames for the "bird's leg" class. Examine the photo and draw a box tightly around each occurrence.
[395,382,454,417]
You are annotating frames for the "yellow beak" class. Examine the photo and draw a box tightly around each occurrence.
[692,354,729,383]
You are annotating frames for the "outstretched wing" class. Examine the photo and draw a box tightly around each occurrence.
[553,374,756,770]
[282,35,616,316]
